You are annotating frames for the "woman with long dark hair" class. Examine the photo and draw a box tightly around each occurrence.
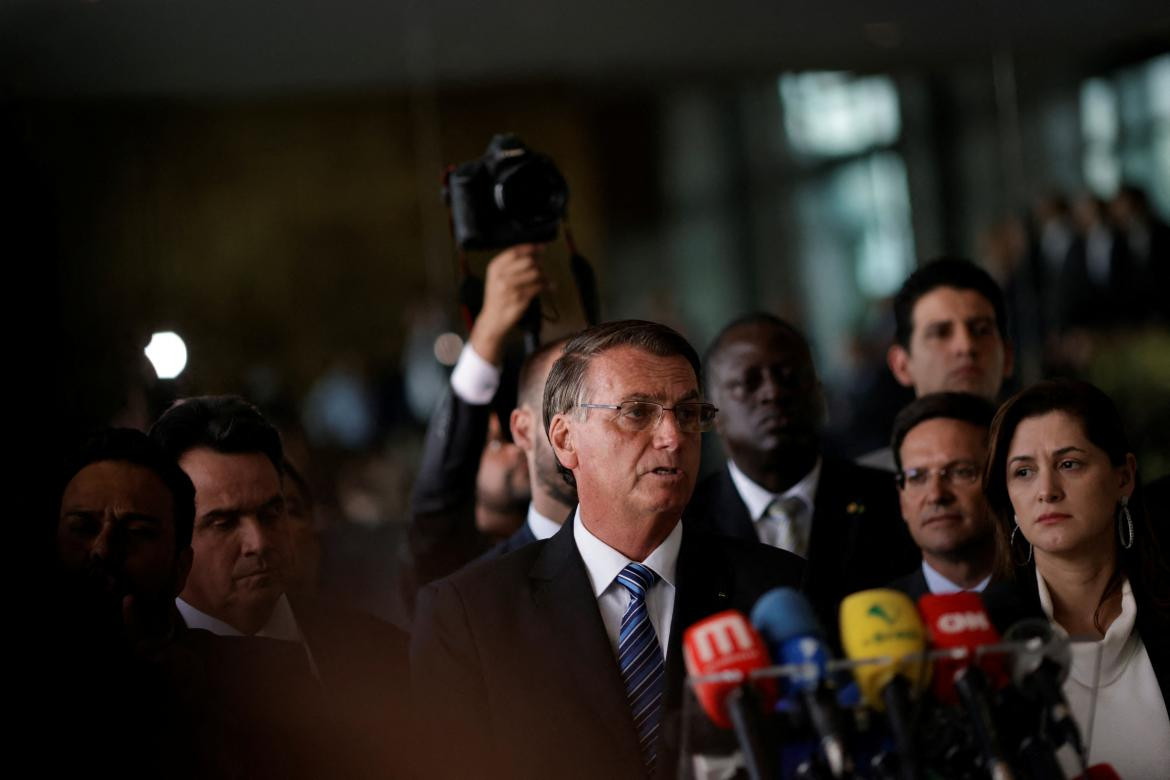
[984,379,1170,777]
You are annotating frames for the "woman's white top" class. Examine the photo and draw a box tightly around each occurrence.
[1036,571,1170,779]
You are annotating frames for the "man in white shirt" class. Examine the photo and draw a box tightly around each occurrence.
[411,320,804,780]
[887,392,998,599]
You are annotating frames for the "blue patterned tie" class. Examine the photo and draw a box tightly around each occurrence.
[616,562,666,773]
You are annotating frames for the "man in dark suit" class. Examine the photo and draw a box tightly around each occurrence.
[411,320,804,780]
[860,257,1014,471]
[407,245,579,601]
[886,393,997,600]
[151,396,416,778]
[685,314,918,642]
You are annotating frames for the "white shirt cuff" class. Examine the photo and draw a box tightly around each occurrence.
[450,343,501,405]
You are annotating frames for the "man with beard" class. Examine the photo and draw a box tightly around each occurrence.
[408,244,578,599]
[887,393,997,598]
[685,314,918,642]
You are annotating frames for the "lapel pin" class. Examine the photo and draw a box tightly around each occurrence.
[847,502,865,515]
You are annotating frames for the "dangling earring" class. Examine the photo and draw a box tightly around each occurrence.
[1011,516,1033,565]
[1118,496,1135,550]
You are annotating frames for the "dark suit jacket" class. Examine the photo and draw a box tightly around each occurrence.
[407,387,496,593]
[178,598,417,779]
[887,567,930,602]
[684,457,920,647]
[410,517,805,780]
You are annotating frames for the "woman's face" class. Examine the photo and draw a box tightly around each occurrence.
[1005,411,1135,559]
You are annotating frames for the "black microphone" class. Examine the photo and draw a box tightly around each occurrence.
[1003,618,1089,776]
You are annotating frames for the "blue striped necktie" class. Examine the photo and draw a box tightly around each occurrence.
[616,562,665,774]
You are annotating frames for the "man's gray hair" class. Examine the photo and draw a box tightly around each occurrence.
[542,319,701,487]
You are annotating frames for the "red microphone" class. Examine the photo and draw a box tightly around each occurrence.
[1073,765,1120,780]
[918,591,1008,704]
[683,610,776,780]
[918,592,1015,780]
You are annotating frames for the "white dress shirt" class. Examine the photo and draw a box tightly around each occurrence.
[450,343,500,405]
[176,593,302,641]
[573,508,680,660]
[727,458,820,558]
[527,504,561,541]
[921,560,990,594]
[1036,572,1170,778]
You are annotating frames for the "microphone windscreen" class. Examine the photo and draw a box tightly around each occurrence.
[750,587,824,643]
[683,610,773,729]
[1003,618,1071,687]
[839,589,930,710]
[918,592,1007,702]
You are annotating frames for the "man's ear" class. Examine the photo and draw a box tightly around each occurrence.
[173,546,194,597]
[887,344,915,389]
[510,407,534,453]
[548,413,578,471]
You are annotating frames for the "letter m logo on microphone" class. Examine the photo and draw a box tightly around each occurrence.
[690,612,756,663]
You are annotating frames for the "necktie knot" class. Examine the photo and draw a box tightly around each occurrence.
[767,494,806,521]
[617,562,658,600]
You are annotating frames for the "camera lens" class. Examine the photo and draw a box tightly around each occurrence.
[494,159,568,227]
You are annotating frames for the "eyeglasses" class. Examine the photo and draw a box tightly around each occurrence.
[895,461,981,491]
[577,401,718,433]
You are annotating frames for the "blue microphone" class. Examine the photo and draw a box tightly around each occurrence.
[752,588,853,778]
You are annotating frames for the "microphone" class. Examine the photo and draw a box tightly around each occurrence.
[918,592,1014,780]
[1072,765,1121,780]
[683,610,776,780]
[839,589,931,780]
[751,588,852,778]
[1003,618,1089,775]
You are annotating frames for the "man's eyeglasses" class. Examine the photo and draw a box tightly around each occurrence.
[577,401,718,433]
[895,461,981,491]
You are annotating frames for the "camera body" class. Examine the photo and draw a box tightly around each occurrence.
[446,134,568,250]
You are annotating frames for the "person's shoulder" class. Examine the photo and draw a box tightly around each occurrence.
[687,529,805,580]
[822,455,895,486]
[423,536,550,597]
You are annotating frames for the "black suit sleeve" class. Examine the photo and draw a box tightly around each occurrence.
[410,579,502,780]
[403,387,495,612]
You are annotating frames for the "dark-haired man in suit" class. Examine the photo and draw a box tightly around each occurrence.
[412,320,804,780]
[887,392,997,600]
[685,314,918,644]
[151,396,416,778]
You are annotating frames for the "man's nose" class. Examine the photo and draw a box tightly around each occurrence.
[925,473,955,506]
[89,521,123,564]
[652,408,686,449]
[953,324,977,354]
[239,516,277,555]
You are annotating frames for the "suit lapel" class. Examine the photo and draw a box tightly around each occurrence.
[806,461,858,589]
[529,519,645,767]
[717,467,757,541]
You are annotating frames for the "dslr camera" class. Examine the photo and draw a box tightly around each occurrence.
[445,134,568,250]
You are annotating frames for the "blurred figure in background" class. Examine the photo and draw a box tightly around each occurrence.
[407,244,579,614]
[283,458,322,597]
[860,257,1013,470]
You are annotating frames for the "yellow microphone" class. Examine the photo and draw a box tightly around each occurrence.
[839,588,931,780]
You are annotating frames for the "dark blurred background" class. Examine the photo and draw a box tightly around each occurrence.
[12,0,1168,619]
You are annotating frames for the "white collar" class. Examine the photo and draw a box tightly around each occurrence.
[921,559,990,594]
[526,503,562,541]
[1036,569,1139,687]
[572,506,681,599]
[727,457,822,522]
[176,592,302,642]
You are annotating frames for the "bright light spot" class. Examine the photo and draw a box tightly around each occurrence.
[433,332,464,366]
[145,331,188,379]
